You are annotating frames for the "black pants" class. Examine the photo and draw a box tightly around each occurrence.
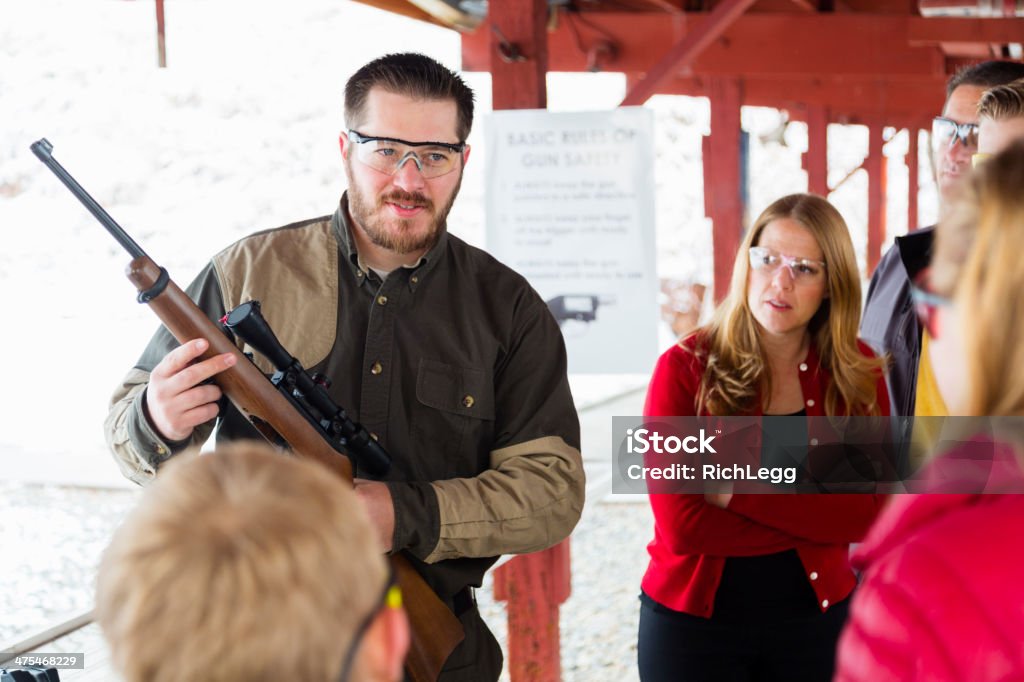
[637,592,850,682]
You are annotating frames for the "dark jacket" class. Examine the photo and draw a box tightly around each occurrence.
[860,227,934,417]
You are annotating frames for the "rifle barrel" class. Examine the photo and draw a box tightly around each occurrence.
[31,138,147,260]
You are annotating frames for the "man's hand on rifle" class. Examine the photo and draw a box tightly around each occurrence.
[145,338,237,442]
[354,479,395,552]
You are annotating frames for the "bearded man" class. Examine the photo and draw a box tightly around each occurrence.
[104,52,584,682]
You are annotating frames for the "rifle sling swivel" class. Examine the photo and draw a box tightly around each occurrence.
[137,267,170,303]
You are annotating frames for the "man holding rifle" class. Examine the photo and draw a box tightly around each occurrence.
[103,53,585,681]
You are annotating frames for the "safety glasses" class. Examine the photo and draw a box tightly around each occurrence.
[749,246,826,282]
[336,564,403,682]
[347,129,465,178]
[932,116,979,152]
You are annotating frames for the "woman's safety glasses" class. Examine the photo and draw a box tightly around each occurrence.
[748,246,826,282]
[347,129,465,178]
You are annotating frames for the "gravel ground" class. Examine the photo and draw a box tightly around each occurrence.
[0,480,652,681]
[0,483,141,644]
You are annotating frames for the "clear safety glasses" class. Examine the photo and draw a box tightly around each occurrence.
[749,246,827,282]
[347,129,465,178]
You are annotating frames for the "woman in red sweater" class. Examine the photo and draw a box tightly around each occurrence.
[638,193,889,681]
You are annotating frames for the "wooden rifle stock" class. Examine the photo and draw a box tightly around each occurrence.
[128,258,464,682]
[30,139,463,682]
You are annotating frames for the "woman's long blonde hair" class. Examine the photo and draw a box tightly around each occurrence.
[694,193,884,416]
[934,139,1024,417]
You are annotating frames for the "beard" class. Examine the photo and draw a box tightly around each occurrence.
[346,162,462,256]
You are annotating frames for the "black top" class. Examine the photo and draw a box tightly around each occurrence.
[713,408,819,623]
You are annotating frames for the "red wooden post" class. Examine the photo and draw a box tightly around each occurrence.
[494,540,572,682]
[156,0,167,68]
[866,120,887,275]
[489,0,548,110]
[486,2,569,680]
[704,77,745,303]
[907,126,920,231]
[804,105,829,196]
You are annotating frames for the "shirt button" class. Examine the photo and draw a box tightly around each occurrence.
[155,444,167,455]
[821,599,830,608]
[370,361,383,375]
[462,395,475,408]
[357,270,364,278]
[376,295,388,306]
[810,438,819,446]
[410,275,419,284]
[806,399,815,407]
[799,363,808,372]
[809,571,819,581]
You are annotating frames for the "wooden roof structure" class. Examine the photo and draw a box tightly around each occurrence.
[365,0,1024,125]
[358,0,1022,297]
[144,0,1022,296]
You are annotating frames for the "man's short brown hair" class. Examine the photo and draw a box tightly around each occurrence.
[95,444,388,682]
[946,60,1024,100]
[344,53,475,142]
[978,78,1024,122]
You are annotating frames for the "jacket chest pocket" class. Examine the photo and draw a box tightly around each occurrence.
[413,359,496,479]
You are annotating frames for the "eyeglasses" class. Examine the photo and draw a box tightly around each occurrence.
[910,272,951,340]
[932,116,979,152]
[748,246,826,282]
[347,129,465,178]
[336,564,403,682]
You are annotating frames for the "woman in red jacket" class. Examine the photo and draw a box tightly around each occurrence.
[638,193,889,681]
[835,140,1024,681]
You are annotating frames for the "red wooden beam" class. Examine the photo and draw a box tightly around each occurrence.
[907,17,1024,45]
[621,0,759,106]
[804,104,829,196]
[465,14,952,78]
[789,0,819,11]
[704,78,745,303]
[656,75,945,125]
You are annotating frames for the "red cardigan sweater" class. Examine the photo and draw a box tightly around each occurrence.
[641,333,890,618]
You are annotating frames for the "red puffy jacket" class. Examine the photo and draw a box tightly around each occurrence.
[836,451,1024,681]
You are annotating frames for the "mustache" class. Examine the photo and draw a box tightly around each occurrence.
[379,190,432,210]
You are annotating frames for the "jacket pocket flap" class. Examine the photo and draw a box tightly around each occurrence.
[416,359,495,420]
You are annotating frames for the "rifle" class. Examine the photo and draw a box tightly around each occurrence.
[31,138,465,682]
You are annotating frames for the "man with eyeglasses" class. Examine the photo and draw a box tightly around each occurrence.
[104,53,584,681]
[860,61,1024,424]
[96,444,409,682]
